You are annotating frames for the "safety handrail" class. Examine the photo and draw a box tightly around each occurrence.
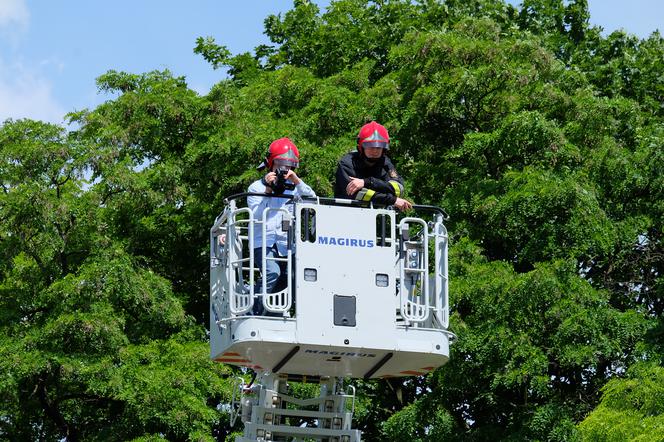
[260,206,293,314]
[410,204,449,220]
[432,213,449,328]
[398,218,430,324]
[224,191,295,204]
[228,207,254,315]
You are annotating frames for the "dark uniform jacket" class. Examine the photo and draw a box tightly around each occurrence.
[334,151,405,206]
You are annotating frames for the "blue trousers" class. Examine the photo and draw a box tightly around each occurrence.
[252,244,287,315]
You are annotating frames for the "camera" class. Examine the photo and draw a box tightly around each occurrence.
[270,167,295,195]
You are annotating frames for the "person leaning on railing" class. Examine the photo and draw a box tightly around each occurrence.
[334,121,412,212]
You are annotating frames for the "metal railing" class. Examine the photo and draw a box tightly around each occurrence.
[212,196,450,331]
[258,206,293,314]
[398,218,430,324]
[211,195,295,318]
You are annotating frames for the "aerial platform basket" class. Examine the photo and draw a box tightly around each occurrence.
[210,195,454,380]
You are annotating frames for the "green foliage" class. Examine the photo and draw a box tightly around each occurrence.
[575,30,664,117]
[0,119,233,441]
[263,0,519,79]
[380,399,455,441]
[471,168,614,268]
[193,36,232,70]
[578,363,664,441]
[437,243,650,440]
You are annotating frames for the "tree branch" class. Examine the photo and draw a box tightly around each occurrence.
[37,378,79,442]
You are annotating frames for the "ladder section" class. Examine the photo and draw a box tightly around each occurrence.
[236,374,362,442]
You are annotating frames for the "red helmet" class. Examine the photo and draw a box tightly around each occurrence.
[357,121,390,152]
[265,137,300,170]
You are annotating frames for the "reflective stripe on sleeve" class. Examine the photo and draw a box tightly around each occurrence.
[389,180,403,197]
[356,188,376,201]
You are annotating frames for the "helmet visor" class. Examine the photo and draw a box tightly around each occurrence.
[361,140,389,150]
[273,158,299,169]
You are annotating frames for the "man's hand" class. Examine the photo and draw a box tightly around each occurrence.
[284,169,301,185]
[264,171,276,193]
[394,197,413,211]
[346,176,365,196]
[264,171,277,185]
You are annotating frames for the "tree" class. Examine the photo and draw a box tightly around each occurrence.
[578,363,664,441]
[0,119,232,441]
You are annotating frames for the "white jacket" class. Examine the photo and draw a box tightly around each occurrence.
[247,178,316,255]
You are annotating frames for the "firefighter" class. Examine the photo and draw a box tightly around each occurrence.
[334,121,412,211]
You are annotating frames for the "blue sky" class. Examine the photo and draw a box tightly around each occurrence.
[0,0,661,125]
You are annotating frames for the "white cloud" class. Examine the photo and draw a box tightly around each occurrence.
[0,0,29,29]
[0,59,65,124]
